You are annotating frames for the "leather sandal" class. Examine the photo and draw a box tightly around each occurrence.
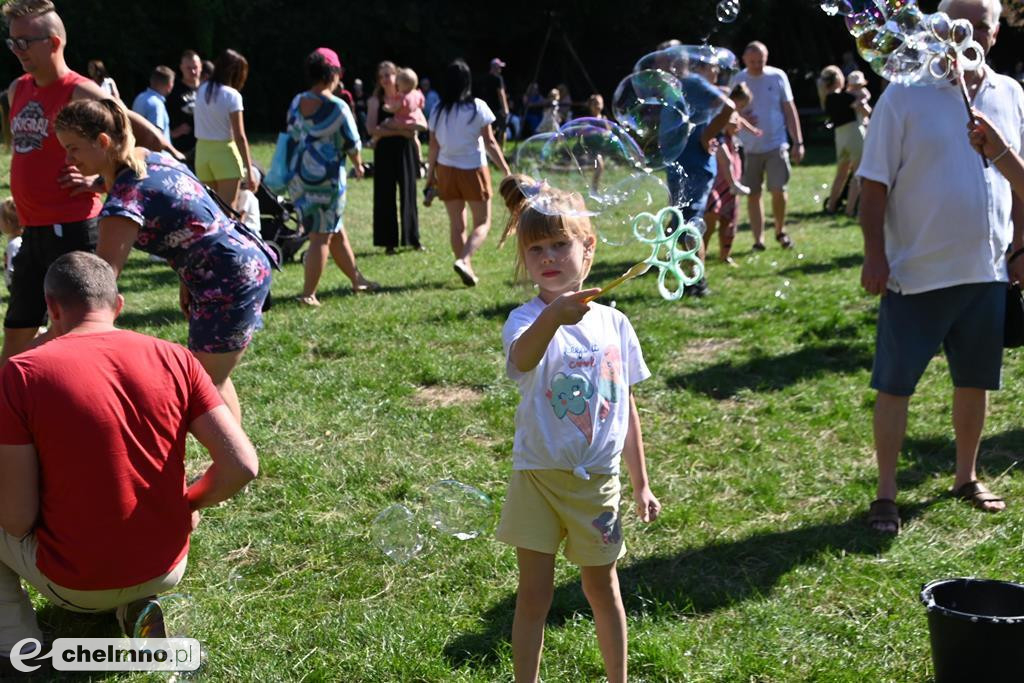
[867,498,901,535]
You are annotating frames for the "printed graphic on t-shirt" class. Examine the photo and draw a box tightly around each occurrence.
[592,510,622,544]
[597,345,623,422]
[11,101,48,154]
[547,372,594,444]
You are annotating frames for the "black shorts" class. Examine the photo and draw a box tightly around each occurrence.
[5,219,99,329]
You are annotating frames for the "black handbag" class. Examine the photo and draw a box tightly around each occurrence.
[1005,283,1024,348]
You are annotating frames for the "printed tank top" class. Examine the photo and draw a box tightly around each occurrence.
[9,71,102,226]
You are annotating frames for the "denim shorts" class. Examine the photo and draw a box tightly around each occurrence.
[871,282,1004,396]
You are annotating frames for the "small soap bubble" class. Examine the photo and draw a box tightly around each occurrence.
[774,290,787,299]
[425,480,495,540]
[134,593,193,639]
[226,567,244,592]
[610,300,618,308]
[798,253,805,259]
[770,261,778,268]
[783,280,791,287]
[372,504,425,564]
[716,0,739,23]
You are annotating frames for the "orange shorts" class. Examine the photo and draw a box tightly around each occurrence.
[436,163,492,202]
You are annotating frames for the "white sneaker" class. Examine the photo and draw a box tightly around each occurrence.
[731,181,751,196]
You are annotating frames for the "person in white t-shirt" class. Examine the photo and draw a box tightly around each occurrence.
[194,49,257,211]
[732,41,804,251]
[857,0,1024,535]
[425,59,510,287]
[0,198,22,290]
[494,174,660,683]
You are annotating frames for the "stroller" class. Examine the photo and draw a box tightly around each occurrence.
[256,183,307,264]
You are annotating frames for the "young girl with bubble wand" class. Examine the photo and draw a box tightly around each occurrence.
[495,175,661,683]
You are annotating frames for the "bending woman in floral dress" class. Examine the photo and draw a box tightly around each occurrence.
[55,98,273,422]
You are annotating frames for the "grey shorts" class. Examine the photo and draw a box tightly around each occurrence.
[871,282,1005,396]
[742,147,791,192]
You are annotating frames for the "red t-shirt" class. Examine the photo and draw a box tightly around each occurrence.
[9,70,102,226]
[0,329,223,590]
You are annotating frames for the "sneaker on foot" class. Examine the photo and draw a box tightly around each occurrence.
[731,181,751,196]
[453,259,479,287]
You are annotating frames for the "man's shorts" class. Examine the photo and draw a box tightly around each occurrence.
[5,220,98,329]
[741,147,791,192]
[495,469,625,567]
[194,139,244,183]
[871,282,1005,396]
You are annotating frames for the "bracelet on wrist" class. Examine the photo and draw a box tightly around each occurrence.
[991,146,1011,164]
[1008,246,1024,264]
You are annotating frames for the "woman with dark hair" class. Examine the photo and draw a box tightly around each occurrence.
[54,98,274,423]
[194,49,256,210]
[286,48,378,306]
[367,61,421,254]
[424,58,510,286]
[87,59,119,100]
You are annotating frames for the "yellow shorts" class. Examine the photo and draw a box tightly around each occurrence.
[194,138,244,183]
[495,469,625,567]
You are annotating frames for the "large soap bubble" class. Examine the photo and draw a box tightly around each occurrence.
[425,479,494,540]
[372,503,425,564]
[632,45,734,126]
[611,69,692,169]
[514,119,671,245]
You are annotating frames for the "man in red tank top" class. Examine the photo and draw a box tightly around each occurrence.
[2,0,180,364]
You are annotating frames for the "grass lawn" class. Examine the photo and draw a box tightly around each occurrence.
[5,141,1024,682]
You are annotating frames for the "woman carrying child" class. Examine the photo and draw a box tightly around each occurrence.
[424,59,510,287]
[368,61,422,254]
[55,98,274,423]
[286,48,378,306]
[495,174,660,683]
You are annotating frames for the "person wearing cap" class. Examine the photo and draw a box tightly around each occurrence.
[481,58,510,146]
[285,48,379,306]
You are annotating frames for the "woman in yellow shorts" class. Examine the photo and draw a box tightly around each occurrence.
[194,49,256,209]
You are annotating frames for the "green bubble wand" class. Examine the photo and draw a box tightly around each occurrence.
[586,206,704,302]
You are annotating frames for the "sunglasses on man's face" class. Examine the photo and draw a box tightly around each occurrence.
[6,35,51,52]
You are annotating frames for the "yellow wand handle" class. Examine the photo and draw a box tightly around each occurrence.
[584,261,651,303]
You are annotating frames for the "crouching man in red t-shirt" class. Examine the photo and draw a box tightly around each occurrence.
[0,252,258,663]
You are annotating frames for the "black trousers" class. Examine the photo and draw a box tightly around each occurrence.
[372,136,420,249]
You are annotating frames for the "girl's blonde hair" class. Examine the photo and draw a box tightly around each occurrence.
[0,198,20,237]
[817,65,845,108]
[54,99,146,179]
[498,174,596,283]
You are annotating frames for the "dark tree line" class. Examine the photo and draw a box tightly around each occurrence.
[1,0,1020,133]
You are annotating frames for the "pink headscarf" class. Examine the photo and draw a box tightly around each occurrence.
[314,47,342,70]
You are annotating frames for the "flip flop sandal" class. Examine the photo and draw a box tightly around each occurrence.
[776,232,794,249]
[952,480,1005,512]
[867,498,901,535]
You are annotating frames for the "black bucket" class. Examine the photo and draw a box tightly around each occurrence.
[920,578,1024,682]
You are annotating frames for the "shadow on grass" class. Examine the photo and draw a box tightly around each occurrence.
[117,261,182,293]
[779,253,862,277]
[665,342,873,399]
[444,507,926,669]
[315,279,454,300]
[897,428,1024,492]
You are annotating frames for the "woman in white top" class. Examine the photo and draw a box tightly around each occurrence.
[194,49,257,210]
[425,59,510,286]
[87,60,120,101]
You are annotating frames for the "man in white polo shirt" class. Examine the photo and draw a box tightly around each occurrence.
[733,41,804,251]
[858,0,1024,534]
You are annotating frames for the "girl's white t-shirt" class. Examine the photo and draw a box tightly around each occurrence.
[194,82,244,141]
[428,98,496,169]
[502,298,650,478]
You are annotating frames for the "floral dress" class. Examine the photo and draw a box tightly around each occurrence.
[101,151,274,353]
[285,92,360,234]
